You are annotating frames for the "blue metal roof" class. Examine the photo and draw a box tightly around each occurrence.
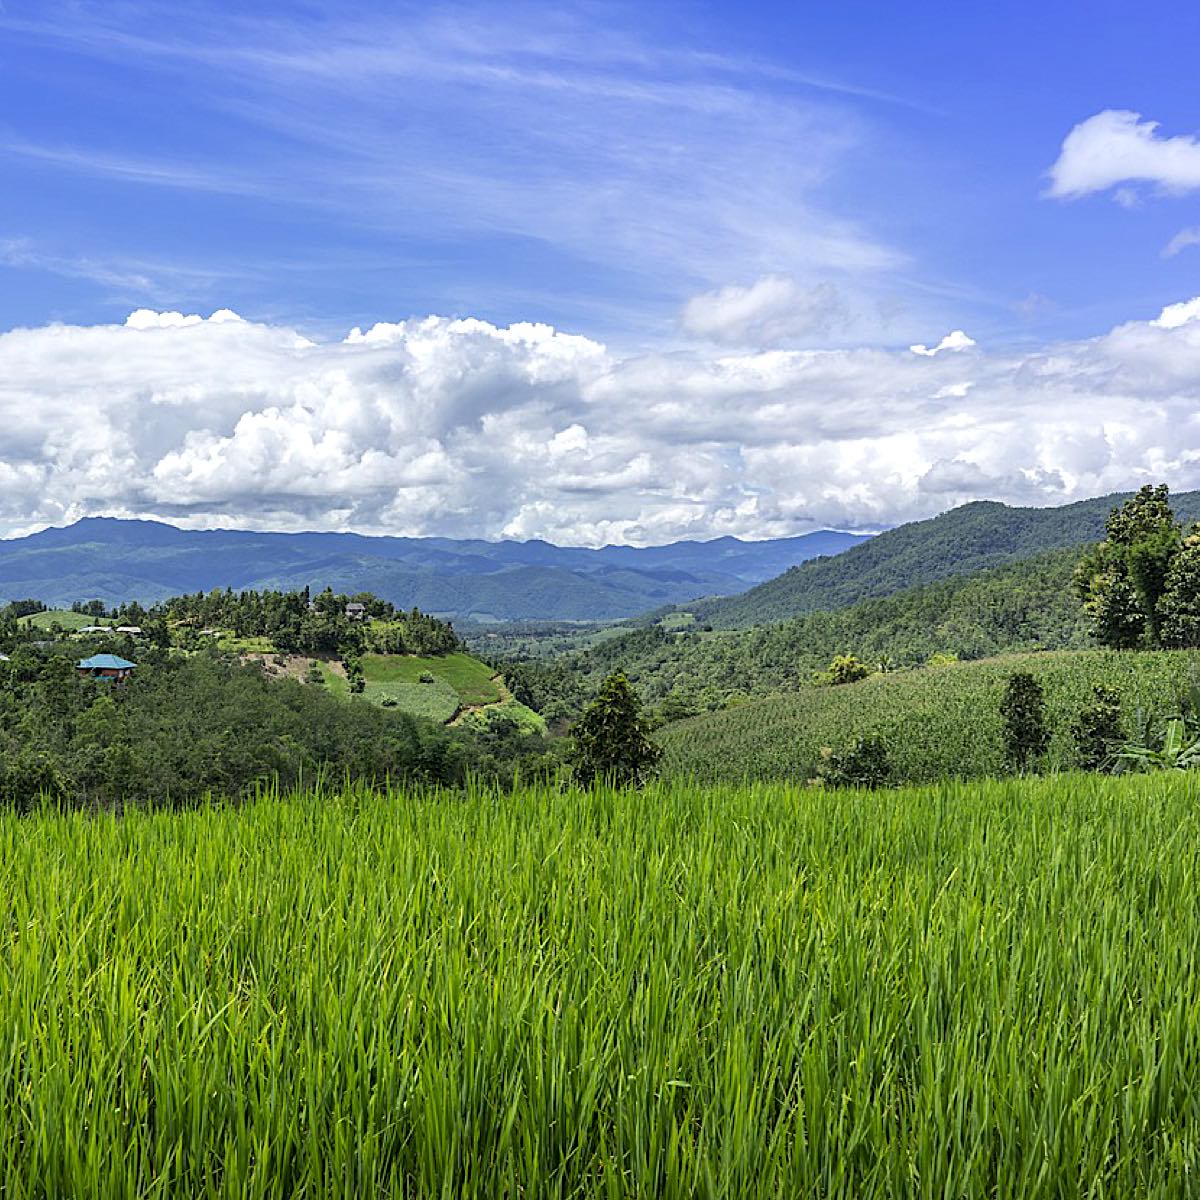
[78,654,137,670]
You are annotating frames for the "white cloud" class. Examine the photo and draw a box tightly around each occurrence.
[1047,110,1200,200]
[909,330,975,356]
[680,276,847,346]
[1151,297,1200,329]
[1163,227,1200,258]
[5,302,1200,544]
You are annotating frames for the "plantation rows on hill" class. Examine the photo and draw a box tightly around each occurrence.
[657,648,1200,783]
[6,774,1200,1197]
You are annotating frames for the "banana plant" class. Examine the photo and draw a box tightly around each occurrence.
[1117,717,1200,772]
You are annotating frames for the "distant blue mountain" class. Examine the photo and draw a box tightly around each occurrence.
[0,518,869,622]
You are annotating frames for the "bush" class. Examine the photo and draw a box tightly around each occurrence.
[1000,672,1049,773]
[1073,685,1125,773]
[815,654,873,687]
[815,734,892,789]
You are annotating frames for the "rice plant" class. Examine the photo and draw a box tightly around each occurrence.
[3,773,1200,1196]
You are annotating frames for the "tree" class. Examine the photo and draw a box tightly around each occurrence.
[1158,533,1200,648]
[1074,484,1181,648]
[1000,672,1049,774]
[1072,685,1124,773]
[815,653,873,686]
[570,672,661,787]
[815,734,892,788]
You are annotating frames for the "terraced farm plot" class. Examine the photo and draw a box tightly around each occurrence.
[18,609,113,632]
[364,652,502,704]
[6,774,1200,1196]
[364,674,461,722]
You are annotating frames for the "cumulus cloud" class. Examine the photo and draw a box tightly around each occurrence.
[1047,110,1200,201]
[4,300,1200,543]
[1150,298,1200,329]
[680,276,847,346]
[909,330,975,356]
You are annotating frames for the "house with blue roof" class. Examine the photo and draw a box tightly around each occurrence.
[77,653,136,683]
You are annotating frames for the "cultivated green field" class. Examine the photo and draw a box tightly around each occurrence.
[660,648,1200,783]
[346,652,500,722]
[363,651,502,706]
[3,774,1200,1196]
[18,609,113,632]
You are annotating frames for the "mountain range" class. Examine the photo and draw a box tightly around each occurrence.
[0,518,868,621]
[692,491,1200,628]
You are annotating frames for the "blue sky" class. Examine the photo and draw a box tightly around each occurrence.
[3,1,1200,543]
[4,0,1199,346]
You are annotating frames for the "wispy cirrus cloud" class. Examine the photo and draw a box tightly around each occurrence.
[1163,227,1200,258]
[0,1,906,318]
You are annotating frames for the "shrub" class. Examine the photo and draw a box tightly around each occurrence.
[815,734,892,789]
[1000,672,1049,773]
[1072,685,1125,773]
[815,654,873,687]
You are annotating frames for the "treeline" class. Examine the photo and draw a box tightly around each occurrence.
[1,587,461,658]
[0,647,560,810]
[164,587,460,656]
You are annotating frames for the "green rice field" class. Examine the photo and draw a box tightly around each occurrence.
[4,773,1200,1196]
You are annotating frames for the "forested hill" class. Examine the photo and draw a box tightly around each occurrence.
[0,518,866,621]
[504,548,1089,719]
[693,490,1200,629]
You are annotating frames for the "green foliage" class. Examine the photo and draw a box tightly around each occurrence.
[1073,485,1200,650]
[343,654,365,694]
[3,598,47,619]
[1000,672,1050,773]
[570,672,662,787]
[0,651,476,808]
[1072,685,1125,773]
[815,653,873,686]
[156,587,460,658]
[815,734,892,788]
[1158,533,1200,647]
[7,775,1200,1193]
[1117,717,1200,773]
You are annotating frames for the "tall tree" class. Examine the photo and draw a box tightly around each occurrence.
[570,672,661,788]
[1074,484,1181,648]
